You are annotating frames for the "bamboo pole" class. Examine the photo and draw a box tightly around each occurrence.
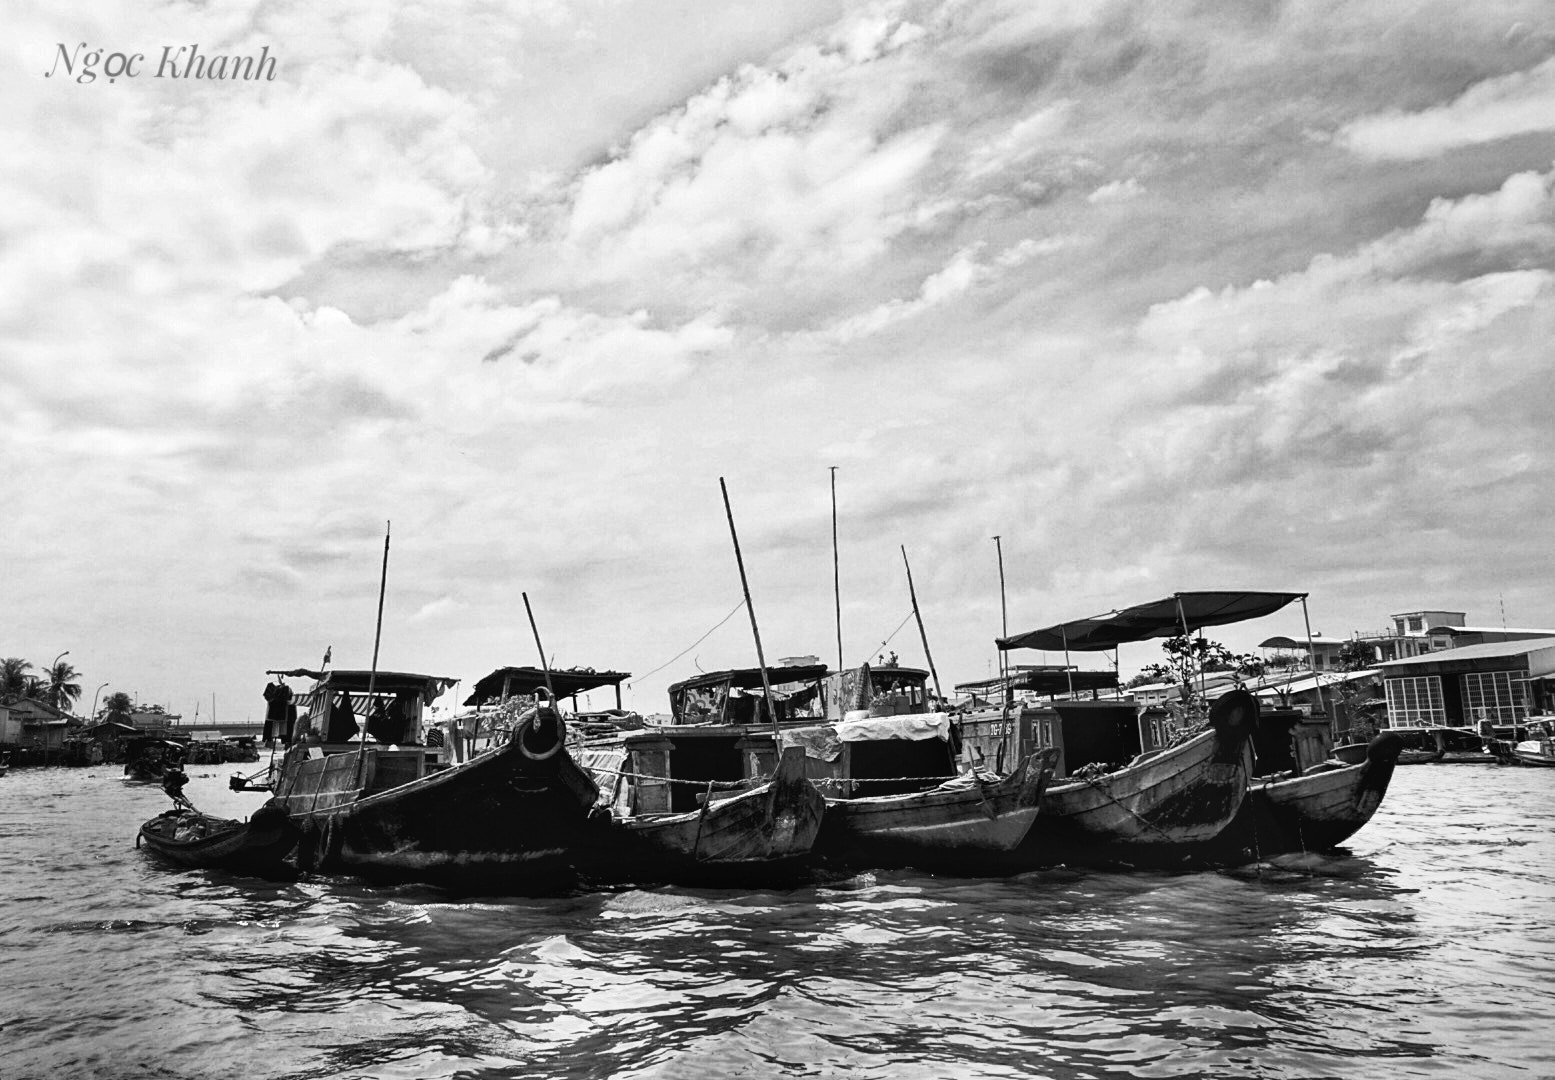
[523,592,557,699]
[830,466,843,672]
[901,546,942,703]
[993,535,1008,704]
[355,520,391,773]
[720,478,780,742]
[1300,594,1328,724]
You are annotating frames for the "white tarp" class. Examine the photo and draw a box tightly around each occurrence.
[779,711,951,760]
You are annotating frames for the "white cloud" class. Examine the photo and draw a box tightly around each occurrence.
[1339,55,1555,161]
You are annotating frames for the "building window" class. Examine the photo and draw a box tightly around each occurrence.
[1385,676,1445,726]
[1407,616,1424,632]
[1460,671,1526,725]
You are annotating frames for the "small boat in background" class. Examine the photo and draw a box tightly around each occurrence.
[1512,719,1555,767]
[137,801,299,873]
[0,751,10,777]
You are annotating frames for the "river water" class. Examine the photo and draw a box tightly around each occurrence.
[1,763,1551,1080]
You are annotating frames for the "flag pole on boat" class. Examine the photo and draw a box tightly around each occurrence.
[1299,593,1326,723]
[993,536,1009,705]
[830,465,843,673]
[720,477,780,743]
[356,520,391,773]
[901,545,943,705]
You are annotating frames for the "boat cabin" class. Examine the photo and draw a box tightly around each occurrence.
[606,662,957,813]
[271,668,457,806]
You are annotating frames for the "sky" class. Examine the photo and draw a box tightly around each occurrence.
[3,0,1553,723]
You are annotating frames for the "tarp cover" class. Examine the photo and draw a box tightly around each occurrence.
[779,712,952,759]
[999,591,1306,653]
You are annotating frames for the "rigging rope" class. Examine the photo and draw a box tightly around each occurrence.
[629,599,747,687]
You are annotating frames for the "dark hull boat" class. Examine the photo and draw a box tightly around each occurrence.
[137,801,299,873]
[268,669,605,889]
[817,749,1058,870]
[1183,731,1404,864]
[1020,689,1257,867]
[613,746,826,877]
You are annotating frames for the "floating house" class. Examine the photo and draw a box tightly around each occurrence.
[1374,637,1555,732]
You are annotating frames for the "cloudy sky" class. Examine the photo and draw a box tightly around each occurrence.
[4,0,1553,721]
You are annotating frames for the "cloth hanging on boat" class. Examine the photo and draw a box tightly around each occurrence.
[576,745,631,814]
[778,725,845,762]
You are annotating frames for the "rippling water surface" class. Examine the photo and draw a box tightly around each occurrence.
[2,764,1551,1079]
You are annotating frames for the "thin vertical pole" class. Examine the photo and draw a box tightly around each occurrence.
[721,478,780,742]
[901,546,942,703]
[993,535,1008,704]
[522,592,556,699]
[830,466,843,672]
[356,521,391,771]
[1300,594,1327,722]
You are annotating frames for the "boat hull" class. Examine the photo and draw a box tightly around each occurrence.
[612,746,826,877]
[1187,732,1404,863]
[138,802,299,873]
[275,710,604,887]
[1512,739,1555,767]
[817,749,1057,869]
[1022,694,1255,866]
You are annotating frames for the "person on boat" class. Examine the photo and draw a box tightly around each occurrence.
[262,678,294,745]
[325,692,358,743]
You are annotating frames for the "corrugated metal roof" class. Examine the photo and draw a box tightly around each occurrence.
[1375,638,1555,668]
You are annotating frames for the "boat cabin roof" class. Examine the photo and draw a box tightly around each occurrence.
[668,663,829,695]
[268,668,456,701]
[998,590,1306,653]
[955,668,1119,695]
[463,665,631,706]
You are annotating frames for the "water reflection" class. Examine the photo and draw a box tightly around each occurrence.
[3,765,1552,1079]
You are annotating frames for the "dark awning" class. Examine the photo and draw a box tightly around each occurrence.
[269,669,458,700]
[955,669,1120,695]
[999,591,1306,653]
[464,666,631,706]
[668,664,829,696]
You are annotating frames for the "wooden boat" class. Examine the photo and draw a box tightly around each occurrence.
[582,659,1022,879]
[987,592,1323,866]
[1021,689,1256,865]
[0,751,9,777]
[1180,701,1405,864]
[137,800,299,872]
[612,745,826,874]
[121,738,185,783]
[816,748,1059,869]
[268,668,609,888]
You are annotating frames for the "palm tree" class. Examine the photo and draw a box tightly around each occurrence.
[101,690,133,722]
[44,660,82,713]
[1,657,33,700]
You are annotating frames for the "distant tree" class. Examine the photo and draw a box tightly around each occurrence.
[1,657,34,700]
[101,691,133,721]
[43,660,82,713]
[1333,639,1381,742]
[1138,634,1264,721]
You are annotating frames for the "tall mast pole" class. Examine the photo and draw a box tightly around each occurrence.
[902,546,942,704]
[721,478,780,742]
[356,520,391,771]
[827,466,839,671]
[993,535,1009,705]
[522,592,556,700]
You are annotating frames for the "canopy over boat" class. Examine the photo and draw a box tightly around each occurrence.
[998,591,1307,653]
[464,666,631,707]
[266,668,457,701]
[668,663,830,696]
[955,668,1119,695]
